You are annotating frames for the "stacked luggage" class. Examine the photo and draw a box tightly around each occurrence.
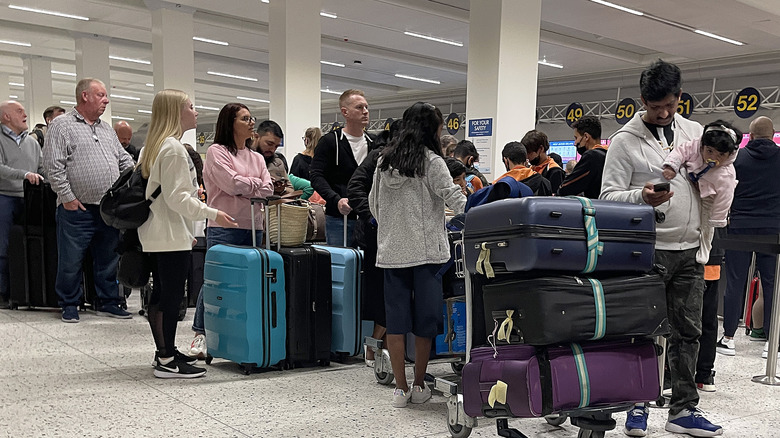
[459,196,668,429]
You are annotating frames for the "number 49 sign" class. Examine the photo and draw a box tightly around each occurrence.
[565,102,583,127]
[734,87,761,119]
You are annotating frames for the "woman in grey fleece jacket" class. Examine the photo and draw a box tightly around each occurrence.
[368,102,466,408]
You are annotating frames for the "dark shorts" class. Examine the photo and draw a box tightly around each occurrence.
[383,264,443,338]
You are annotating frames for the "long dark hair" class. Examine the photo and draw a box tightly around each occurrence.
[214,102,249,155]
[379,102,443,177]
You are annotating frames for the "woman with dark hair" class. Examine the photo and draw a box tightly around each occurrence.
[368,102,466,408]
[187,103,274,359]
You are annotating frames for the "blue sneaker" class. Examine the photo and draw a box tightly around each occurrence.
[665,408,723,437]
[96,304,132,319]
[62,306,80,323]
[624,405,648,437]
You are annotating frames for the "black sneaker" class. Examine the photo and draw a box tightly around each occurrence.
[151,349,198,367]
[154,357,206,379]
[695,370,716,392]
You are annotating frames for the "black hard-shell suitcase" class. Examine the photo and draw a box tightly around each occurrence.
[464,197,655,275]
[139,277,187,321]
[187,236,206,307]
[482,271,670,345]
[279,245,332,366]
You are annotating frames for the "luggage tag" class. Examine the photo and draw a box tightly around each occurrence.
[491,310,524,345]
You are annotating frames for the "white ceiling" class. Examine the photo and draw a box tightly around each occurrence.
[2,0,780,127]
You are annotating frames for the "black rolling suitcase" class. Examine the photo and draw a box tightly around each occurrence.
[138,277,187,321]
[278,245,332,367]
[187,236,206,307]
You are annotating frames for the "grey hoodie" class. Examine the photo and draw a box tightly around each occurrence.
[600,112,703,250]
[369,149,466,268]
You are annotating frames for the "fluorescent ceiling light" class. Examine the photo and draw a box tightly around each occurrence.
[320,12,337,19]
[261,0,268,3]
[194,105,220,111]
[193,36,229,46]
[109,55,151,65]
[237,96,270,103]
[320,61,345,68]
[694,29,744,46]
[403,31,463,47]
[51,70,77,77]
[538,58,564,69]
[588,0,643,16]
[111,116,135,121]
[207,71,258,82]
[60,100,76,105]
[9,95,18,99]
[110,94,141,101]
[137,109,152,114]
[145,83,154,87]
[394,73,441,85]
[0,39,31,47]
[8,5,89,21]
[9,82,24,87]
[320,89,341,95]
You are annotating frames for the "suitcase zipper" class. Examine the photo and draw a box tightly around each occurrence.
[465,225,655,245]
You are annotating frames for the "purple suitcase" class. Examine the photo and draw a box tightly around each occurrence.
[462,339,659,418]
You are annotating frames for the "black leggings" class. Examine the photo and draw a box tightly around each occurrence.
[148,251,190,358]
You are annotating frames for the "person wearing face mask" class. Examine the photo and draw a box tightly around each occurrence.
[521,129,564,193]
[558,115,607,198]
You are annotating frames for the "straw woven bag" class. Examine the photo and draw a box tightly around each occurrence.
[267,200,310,247]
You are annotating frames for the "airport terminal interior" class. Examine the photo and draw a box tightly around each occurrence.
[2,0,780,437]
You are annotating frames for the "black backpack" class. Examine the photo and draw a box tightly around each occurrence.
[100,166,161,230]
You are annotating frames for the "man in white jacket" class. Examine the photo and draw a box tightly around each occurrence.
[601,60,722,437]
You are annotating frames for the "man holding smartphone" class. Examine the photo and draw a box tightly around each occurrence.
[601,60,722,437]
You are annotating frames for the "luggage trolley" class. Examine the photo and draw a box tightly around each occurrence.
[366,229,468,386]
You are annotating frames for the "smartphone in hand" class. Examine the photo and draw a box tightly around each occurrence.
[653,182,670,192]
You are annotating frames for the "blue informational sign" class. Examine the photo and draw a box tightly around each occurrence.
[468,118,493,137]
[549,140,578,164]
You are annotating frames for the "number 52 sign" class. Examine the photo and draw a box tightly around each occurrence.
[734,87,761,119]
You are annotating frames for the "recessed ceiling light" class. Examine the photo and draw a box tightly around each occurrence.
[193,36,229,46]
[51,70,77,77]
[320,12,337,19]
[237,96,270,103]
[111,116,135,121]
[109,55,151,65]
[9,82,24,87]
[320,61,346,68]
[320,89,342,95]
[145,83,154,87]
[0,39,31,47]
[588,0,643,16]
[394,73,441,85]
[207,71,258,82]
[8,5,89,21]
[194,105,220,111]
[110,94,141,101]
[538,58,564,69]
[403,31,463,47]
[694,30,744,46]
[138,109,152,114]
[60,100,76,105]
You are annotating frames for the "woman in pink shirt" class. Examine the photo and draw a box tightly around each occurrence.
[189,103,274,358]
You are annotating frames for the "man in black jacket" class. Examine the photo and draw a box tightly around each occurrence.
[558,116,607,198]
[310,89,374,246]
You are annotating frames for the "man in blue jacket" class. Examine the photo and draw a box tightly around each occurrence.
[719,116,780,360]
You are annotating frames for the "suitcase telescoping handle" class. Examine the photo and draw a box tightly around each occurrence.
[249,197,272,250]
[343,214,348,247]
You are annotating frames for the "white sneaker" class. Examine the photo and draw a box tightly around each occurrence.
[411,384,432,404]
[762,341,780,359]
[189,334,207,359]
[715,337,735,356]
[392,388,412,408]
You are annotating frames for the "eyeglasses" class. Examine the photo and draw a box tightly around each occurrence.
[240,116,256,123]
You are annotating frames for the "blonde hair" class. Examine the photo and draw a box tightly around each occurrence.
[75,78,104,103]
[303,126,321,156]
[139,89,188,178]
[339,89,364,108]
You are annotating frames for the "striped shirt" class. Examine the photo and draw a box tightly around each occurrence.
[42,109,134,205]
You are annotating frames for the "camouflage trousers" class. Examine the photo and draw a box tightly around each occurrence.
[656,248,705,415]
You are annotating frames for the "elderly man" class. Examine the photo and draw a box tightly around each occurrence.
[113,120,139,161]
[0,101,44,309]
[43,78,134,323]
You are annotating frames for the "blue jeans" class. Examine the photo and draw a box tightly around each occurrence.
[192,226,264,333]
[325,215,356,247]
[0,194,23,298]
[55,204,121,308]
[723,227,778,337]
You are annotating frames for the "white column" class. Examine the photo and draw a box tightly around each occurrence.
[146,0,196,145]
[466,0,541,180]
[0,73,9,103]
[268,0,321,159]
[74,34,112,123]
[21,56,53,128]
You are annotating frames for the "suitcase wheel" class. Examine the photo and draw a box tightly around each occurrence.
[447,421,472,438]
[545,414,568,427]
[205,354,213,365]
[577,430,605,438]
[240,363,255,375]
[451,361,464,375]
[318,359,329,367]
[374,368,394,386]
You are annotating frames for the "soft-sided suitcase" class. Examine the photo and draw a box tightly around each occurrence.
[278,245,332,366]
[462,339,659,418]
[312,244,364,357]
[464,197,655,276]
[482,271,669,345]
[203,199,287,372]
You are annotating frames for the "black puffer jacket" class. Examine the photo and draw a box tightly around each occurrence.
[347,147,382,249]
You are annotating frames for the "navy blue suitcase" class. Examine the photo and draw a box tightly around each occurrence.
[464,197,655,276]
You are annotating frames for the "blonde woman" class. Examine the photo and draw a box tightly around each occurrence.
[138,89,236,379]
[290,126,321,181]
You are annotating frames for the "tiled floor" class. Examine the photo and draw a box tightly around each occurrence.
[1,298,778,438]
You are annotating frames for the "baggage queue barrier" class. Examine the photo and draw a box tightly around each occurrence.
[714,234,780,386]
